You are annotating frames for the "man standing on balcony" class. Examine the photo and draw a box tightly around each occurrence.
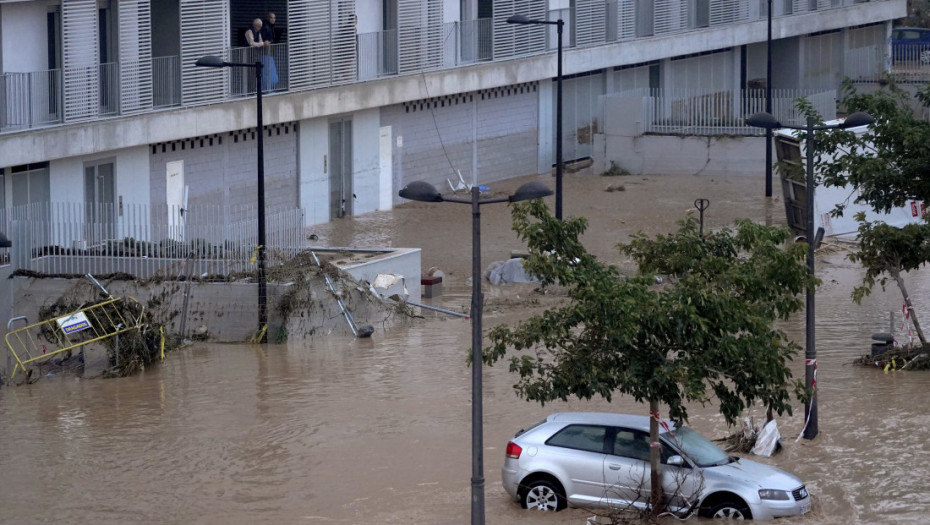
[245,18,276,93]
[261,12,280,93]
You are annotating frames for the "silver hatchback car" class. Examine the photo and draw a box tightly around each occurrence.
[502,412,812,519]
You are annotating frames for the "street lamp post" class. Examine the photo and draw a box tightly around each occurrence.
[745,110,874,439]
[765,0,773,197]
[398,180,552,525]
[507,14,565,220]
[195,55,267,342]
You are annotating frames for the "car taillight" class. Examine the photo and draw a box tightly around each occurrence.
[505,441,522,459]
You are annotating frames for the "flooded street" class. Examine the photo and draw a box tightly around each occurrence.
[3,174,930,524]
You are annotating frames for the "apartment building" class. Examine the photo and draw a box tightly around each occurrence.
[0,0,904,243]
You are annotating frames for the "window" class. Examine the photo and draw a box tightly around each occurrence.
[547,425,608,453]
[612,429,651,461]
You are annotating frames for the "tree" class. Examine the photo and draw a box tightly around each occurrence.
[484,201,813,516]
[812,79,930,343]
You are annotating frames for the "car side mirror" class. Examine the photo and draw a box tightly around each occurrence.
[667,455,686,466]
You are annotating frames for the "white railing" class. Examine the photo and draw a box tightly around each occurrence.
[620,88,836,135]
[4,202,307,277]
[227,43,289,96]
[891,41,930,80]
[0,69,62,132]
[357,29,399,81]
[153,56,182,108]
[441,19,493,68]
[99,62,120,116]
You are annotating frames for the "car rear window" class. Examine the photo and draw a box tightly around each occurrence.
[546,424,607,453]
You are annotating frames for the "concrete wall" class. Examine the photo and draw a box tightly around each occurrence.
[1,1,47,72]
[381,84,539,201]
[337,247,422,303]
[149,124,299,210]
[597,94,764,177]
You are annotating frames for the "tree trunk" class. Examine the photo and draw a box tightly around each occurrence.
[892,269,927,344]
[649,399,664,517]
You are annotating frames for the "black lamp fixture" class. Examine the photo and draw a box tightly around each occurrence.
[196,54,268,342]
[507,14,565,220]
[398,180,552,525]
[745,110,874,440]
[0,231,11,248]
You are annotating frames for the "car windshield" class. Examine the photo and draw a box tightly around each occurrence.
[664,427,732,467]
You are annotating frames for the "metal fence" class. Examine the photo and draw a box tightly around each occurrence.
[227,44,289,96]
[153,56,182,108]
[621,88,836,135]
[357,29,399,80]
[3,202,307,278]
[441,19,493,68]
[0,69,62,132]
[99,62,120,116]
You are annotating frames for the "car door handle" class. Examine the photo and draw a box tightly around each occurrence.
[608,463,622,470]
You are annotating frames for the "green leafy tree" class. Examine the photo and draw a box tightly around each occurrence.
[810,80,930,343]
[484,201,813,515]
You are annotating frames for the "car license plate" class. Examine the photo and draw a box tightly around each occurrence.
[800,500,812,515]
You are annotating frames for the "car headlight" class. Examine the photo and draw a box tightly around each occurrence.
[758,489,791,501]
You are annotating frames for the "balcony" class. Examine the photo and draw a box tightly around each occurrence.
[0,69,62,132]
[227,43,290,96]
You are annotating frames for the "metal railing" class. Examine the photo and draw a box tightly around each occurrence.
[441,19,492,68]
[227,43,289,96]
[153,56,182,108]
[0,69,62,132]
[99,62,120,116]
[358,29,399,80]
[890,42,930,80]
[5,202,307,277]
[618,88,837,135]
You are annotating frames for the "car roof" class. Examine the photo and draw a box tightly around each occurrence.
[545,412,677,432]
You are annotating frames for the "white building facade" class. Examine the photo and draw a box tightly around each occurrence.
[0,0,904,238]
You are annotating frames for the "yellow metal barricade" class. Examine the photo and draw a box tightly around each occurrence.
[5,297,145,381]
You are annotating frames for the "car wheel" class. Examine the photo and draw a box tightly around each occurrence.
[709,500,750,520]
[521,479,565,511]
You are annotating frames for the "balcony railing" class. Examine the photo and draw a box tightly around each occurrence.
[99,62,120,116]
[0,69,62,132]
[153,56,182,108]
[227,43,289,96]
[358,29,399,80]
[442,19,492,67]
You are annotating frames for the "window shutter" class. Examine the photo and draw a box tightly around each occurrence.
[180,0,229,106]
[62,0,98,122]
[119,0,153,114]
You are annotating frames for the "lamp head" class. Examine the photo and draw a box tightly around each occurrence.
[842,111,875,129]
[745,112,781,130]
[510,181,553,202]
[195,55,226,68]
[398,181,444,203]
[507,14,533,24]
[0,231,11,248]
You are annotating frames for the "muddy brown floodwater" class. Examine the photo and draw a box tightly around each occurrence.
[3,173,930,524]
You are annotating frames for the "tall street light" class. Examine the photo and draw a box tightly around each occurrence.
[507,14,565,220]
[196,55,267,342]
[398,180,552,525]
[765,0,773,197]
[745,110,874,439]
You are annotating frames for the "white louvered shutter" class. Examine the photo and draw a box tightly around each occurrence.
[493,0,547,60]
[288,0,331,89]
[180,0,229,105]
[654,0,687,35]
[62,0,99,122]
[119,0,153,114]
[331,0,358,84]
[575,0,606,48]
[618,0,636,40]
[397,0,443,73]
